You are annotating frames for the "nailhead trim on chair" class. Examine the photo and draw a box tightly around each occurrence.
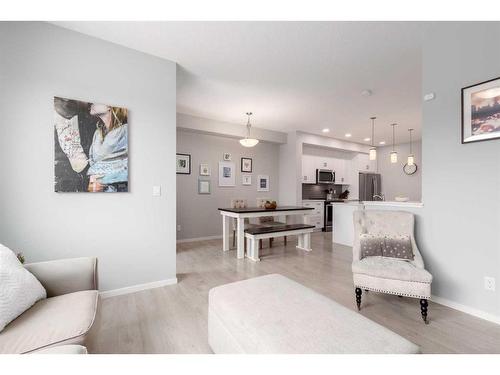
[354,284,430,300]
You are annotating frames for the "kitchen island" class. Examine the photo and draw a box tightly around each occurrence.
[331,201,423,246]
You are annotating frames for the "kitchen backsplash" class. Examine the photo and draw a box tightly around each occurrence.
[302,183,346,200]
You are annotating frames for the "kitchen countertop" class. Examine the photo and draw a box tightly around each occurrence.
[328,200,423,208]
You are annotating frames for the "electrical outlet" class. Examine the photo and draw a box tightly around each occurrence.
[177,225,181,232]
[484,276,496,292]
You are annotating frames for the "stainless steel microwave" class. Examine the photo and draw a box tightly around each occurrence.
[316,169,335,184]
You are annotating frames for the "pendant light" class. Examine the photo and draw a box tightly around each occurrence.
[390,123,398,163]
[369,117,377,161]
[239,112,259,147]
[407,128,415,166]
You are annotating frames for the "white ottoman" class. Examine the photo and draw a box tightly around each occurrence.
[208,274,420,354]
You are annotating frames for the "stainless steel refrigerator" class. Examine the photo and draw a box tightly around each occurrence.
[359,173,382,201]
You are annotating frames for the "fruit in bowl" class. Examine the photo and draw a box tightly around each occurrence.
[264,200,277,209]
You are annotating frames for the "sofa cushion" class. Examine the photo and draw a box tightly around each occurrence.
[0,244,46,332]
[352,257,432,283]
[0,290,98,354]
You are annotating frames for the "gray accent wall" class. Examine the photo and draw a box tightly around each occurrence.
[421,22,500,318]
[0,22,177,291]
[377,141,422,201]
[176,129,280,240]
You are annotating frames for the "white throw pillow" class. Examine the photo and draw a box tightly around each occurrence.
[0,244,46,332]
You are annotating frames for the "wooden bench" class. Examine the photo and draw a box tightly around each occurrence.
[244,224,315,261]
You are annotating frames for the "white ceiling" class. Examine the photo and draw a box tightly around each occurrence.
[52,21,423,144]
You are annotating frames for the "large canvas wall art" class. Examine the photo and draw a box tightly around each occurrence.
[54,97,128,192]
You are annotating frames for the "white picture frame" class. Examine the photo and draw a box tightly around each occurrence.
[257,175,269,192]
[199,163,211,176]
[242,175,252,186]
[218,161,235,187]
[223,152,232,161]
[198,178,211,194]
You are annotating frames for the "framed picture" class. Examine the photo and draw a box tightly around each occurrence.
[218,161,235,187]
[241,157,253,172]
[257,175,270,192]
[199,163,211,176]
[223,152,232,161]
[462,76,500,144]
[54,97,128,192]
[242,175,252,186]
[198,178,211,194]
[176,153,191,174]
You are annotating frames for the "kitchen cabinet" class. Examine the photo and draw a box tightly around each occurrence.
[302,200,324,230]
[301,154,316,183]
[356,153,377,173]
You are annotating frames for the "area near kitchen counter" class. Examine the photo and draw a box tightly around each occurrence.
[331,201,423,246]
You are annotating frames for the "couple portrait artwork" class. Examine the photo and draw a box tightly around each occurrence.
[54,96,129,192]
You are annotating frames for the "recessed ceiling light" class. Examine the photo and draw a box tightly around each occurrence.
[379,141,386,145]
[345,133,352,137]
[364,137,371,142]
[322,128,330,133]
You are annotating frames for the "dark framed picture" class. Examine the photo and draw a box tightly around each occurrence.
[241,157,253,172]
[462,76,500,144]
[176,153,191,174]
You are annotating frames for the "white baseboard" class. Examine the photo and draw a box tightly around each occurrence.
[99,278,178,299]
[431,294,500,325]
[177,235,222,243]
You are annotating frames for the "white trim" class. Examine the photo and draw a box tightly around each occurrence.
[362,201,424,208]
[99,278,178,299]
[177,235,222,243]
[431,295,500,325]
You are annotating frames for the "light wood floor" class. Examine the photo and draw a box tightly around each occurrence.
[87,233,500,354]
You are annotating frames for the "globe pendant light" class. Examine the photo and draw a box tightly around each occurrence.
[239,112,259,147]
[390,123,398,163]
[369,117,377,161]
[407,128,415,166]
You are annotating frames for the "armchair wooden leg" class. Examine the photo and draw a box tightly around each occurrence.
[232,230,236,247]
[355,288,362,311]
[284,236,287,245]
[259,239,263,249]
[269,238,273,248]
[420,299,429,324]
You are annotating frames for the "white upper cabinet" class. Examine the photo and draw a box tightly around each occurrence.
[355,153,377,173]
[301,154,316,183]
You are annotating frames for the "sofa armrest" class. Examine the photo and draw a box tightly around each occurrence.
[24,257,98,297]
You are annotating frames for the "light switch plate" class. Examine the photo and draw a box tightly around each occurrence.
[152,185,161,197]
[484,276,496,291]
[424,92,435,101]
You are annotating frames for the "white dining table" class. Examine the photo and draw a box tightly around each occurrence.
[218,206,314,259]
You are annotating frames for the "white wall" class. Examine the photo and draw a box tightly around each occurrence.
[420,22,500,319]
[377,141,422,201]
[176,128,280,240]
[0,22,177,291]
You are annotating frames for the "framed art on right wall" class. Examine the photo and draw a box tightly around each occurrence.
[462,76,500,144]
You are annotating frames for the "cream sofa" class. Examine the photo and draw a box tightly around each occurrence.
[0,257,98,354]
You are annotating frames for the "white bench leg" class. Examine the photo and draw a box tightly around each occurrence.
[296,233,312,252]
[246,237,252,258]
[249,237,260,262]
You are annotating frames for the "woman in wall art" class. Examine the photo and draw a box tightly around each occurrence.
[54,97,128,192]
[87,103,128,192]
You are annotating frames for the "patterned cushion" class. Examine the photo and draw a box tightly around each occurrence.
[383,235,414,261]
[360,234,384,259]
